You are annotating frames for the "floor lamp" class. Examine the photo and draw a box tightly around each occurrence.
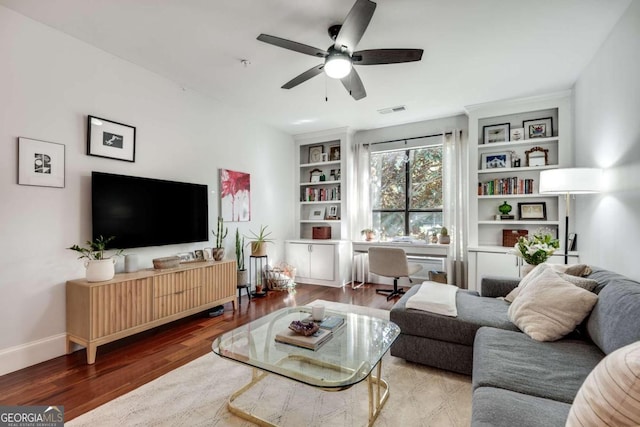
[539,168,602,264]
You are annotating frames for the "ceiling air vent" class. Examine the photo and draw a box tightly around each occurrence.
[378,105,407,114]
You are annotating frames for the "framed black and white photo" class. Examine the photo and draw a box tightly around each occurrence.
[327,205,338,219]
[203,247,213,260]
[87,115,136,162]
[483,123,510,144]
[308,145,324,163]
[194,249,204,261]
[176,252,194,262]
[18,137,65,188]
[480,151,512,170]
[518,202,547,220]
[329,144,341,161]
[523,117,553,139]
[308,207,326,220]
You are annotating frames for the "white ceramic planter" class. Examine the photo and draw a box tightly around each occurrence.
[85,258,116,282]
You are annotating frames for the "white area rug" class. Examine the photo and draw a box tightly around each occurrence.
[68,300,471,426]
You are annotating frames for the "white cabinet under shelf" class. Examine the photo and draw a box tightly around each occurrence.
[467,247,580,292]
[285,240,351,287]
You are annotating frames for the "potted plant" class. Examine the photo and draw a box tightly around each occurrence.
[361,228,375,242]
[510,228,560,276]
[438,227,451,244]
[68,235,124,282]
[211,217,228,261]
[235,229,248,286]
[430,228,439,244]
[246,225,273,257]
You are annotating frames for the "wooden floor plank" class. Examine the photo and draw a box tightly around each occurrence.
[0,283,397,421]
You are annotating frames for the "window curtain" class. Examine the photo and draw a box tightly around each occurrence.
[443,130,467,288]
[351,142,371,240]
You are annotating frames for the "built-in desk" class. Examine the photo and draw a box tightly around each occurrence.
[351,241,450,289]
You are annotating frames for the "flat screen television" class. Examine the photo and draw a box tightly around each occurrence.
[92,172,209,249]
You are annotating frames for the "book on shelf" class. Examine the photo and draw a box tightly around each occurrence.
[478,177,535,196]
[275,327,332,350]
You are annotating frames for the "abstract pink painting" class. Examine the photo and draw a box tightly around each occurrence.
[220,169,250,222]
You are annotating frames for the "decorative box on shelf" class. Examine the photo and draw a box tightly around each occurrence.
[312,226,331,239]
[502,229,528,247]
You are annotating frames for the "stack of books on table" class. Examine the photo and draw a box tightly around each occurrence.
[275,315,346,351]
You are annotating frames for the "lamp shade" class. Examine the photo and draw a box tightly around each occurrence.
[539,168,603,194]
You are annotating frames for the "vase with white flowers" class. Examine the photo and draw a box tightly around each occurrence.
[510,228,559,275]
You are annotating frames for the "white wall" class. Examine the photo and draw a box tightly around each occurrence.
[0,6,295,374]
[573,1,640,280]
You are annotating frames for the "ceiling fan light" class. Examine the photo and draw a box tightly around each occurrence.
[324,55,352,79]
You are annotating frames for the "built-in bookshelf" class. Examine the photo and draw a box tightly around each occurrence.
[466,93,575,290]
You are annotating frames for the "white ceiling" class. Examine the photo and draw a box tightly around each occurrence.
[1,0,631,135]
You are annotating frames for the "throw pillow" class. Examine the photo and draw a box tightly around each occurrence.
[550,263,592,277]
[559,274,598,292]
[507,268,598,341]
[566,340,640,427]
[504,263,548,303]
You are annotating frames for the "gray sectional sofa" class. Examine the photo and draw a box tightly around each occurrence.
[390,266,640,426]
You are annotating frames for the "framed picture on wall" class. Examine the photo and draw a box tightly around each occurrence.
[87,115,136,162]
[18,137,65,188]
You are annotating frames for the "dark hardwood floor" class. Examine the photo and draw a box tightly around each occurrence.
[0,283,398,421]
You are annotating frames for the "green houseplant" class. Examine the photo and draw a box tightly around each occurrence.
[246,225,273,257]
[211,217,228,261]
[510,228,560,275]
[235,229,248,285]
[68,235,124,282]
[438,226,450,244]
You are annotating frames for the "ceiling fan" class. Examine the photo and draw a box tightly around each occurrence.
[257,0,423,100]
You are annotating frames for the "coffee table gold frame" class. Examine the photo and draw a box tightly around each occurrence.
[227,354,390,427]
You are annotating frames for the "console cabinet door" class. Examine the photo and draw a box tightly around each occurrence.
[153,269,202,319]
[287,243,311,278]
[308,243,335,281]
[89,278,153,339]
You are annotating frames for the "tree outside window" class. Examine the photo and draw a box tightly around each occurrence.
[370,145,443,239]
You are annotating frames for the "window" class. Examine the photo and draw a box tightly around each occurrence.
[370,145,443,238]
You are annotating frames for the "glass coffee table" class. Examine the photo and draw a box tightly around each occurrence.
[212,306,400,426]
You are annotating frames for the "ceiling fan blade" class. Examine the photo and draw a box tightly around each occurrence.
[257,34,327,58]
[334,0,377,53]
[352,49,424,65]
[341,68,366,100]
[282,64,325,89]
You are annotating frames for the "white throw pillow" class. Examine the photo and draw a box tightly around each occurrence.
[566,340,640,427]
[504,263,548,303]
[507,268,598,341]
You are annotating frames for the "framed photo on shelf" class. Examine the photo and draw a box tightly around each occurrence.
[568,233,577,251]
[329,144,341,161]
[518,202,547,220]
[18,137,65,188]
[525,146,549,166]
[203,248,213,260]
[480,151,512,170]
[523,117,553,139]
[87,115,136,162]
[309,207,326,220]
[483,123,510,144]
[327,205,338,219]
[176,252,195,262]
[308,145,324,163]
[309,168,323,183]
[194,249,205,261]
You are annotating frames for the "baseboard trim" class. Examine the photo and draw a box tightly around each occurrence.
[0,334,67,376]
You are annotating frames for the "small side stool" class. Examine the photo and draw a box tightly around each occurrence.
[237,283,251,305]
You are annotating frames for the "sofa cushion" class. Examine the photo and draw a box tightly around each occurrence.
[391,286,518,347]
[508,268,599,341]
[472,387,570,427]
[566,340,640,427]
[585,267,640,354]
[473,327,604,403]
[505,263,597,302]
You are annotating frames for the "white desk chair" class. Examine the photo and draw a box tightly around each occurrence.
[368,247,423,300]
